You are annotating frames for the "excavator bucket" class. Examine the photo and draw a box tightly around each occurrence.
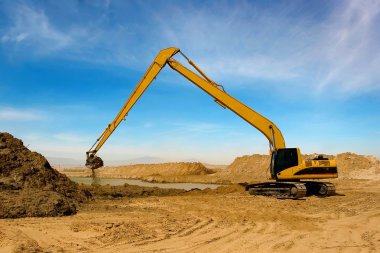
[85,155,104,170]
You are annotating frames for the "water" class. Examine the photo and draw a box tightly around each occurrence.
[70,177,221,191]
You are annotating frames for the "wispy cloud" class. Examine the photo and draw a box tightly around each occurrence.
[0,107,45,121]
[313,0,380,92]
[1,1,379,94]
[53,132,91,143]
[1,5,74,53]
[170,122,226,135]
[150,0,380,94]
[18,131,93,159]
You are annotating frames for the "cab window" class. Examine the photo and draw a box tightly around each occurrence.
[274,148,298,173]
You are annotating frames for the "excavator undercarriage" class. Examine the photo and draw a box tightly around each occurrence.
[245,149,337,199]
[245,181,335,199]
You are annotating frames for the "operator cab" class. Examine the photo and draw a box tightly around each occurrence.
[270,148,299,179]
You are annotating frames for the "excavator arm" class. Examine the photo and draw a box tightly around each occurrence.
[86,47,285,169]
[167,58,285,150]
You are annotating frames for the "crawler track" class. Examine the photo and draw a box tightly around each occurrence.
[245,181,335,199]
[245,182,307,199]
[304,181,336,197]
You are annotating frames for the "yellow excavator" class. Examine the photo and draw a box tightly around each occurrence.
[86,47,338,199]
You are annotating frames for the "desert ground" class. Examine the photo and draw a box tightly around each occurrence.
[1,179,380,253]
[1,133,380,252]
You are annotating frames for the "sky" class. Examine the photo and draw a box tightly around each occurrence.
[0,0,379,164]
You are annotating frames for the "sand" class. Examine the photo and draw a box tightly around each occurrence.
[0,179,379,252]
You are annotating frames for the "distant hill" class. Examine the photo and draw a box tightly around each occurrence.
[47,156,165,167]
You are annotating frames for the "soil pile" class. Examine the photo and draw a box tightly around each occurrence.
[0,132,90,218]
[335,152,380,180]
[216,154,270,183]
[94,162,215,182]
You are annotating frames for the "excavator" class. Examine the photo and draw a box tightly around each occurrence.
[86,47,338,199]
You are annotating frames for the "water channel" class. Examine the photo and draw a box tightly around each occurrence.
[70,177,221,191]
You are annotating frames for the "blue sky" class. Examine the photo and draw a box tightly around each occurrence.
[0,0,379,164]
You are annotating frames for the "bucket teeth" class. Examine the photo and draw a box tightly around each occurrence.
[85,156,104,170]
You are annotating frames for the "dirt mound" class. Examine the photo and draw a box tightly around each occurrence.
[335,153,380,179]
[0,132,90,218]
[216,154,270,183]
[95,162,214,180]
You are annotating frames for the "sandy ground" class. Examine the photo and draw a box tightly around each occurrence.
[1,179,379,253]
